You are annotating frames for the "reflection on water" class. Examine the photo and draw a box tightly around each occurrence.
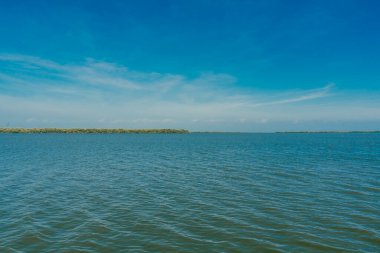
[0,133,379,252]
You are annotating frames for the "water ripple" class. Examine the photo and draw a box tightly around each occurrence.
[0,133,379,252]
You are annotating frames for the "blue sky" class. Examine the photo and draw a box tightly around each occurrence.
[0,0,379,131]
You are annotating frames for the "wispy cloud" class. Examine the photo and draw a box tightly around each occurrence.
[251,84,334,107]
[0,53,329,102]
[0,54,185,92]
[1,54,378,131]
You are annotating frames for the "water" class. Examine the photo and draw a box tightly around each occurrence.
[0,133,379,252]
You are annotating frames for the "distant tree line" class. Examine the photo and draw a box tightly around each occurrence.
[0,128,190,134]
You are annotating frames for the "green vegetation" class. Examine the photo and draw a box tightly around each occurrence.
[1,129,378,134]
[0,128,189,134]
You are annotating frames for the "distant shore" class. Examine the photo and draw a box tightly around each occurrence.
[275,131,380,134]
[0,128,379,134]
[0,128,189,134]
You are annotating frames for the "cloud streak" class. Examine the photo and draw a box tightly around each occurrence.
[0,53,329,102]
[251,84,334,107]
[1,54,378,131]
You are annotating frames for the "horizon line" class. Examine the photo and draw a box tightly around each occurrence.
[0,127,379,134]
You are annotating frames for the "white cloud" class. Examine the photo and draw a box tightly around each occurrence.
[1,54,379,131]
[251,83,334,107]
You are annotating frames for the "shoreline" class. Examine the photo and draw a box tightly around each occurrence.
[275,131,380,134]
[0,128,379,134]
[0,128,189,134]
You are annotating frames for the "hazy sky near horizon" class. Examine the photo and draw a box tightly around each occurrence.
[1,0,379,131]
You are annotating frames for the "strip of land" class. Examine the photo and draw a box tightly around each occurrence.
[275,131,380,133]
[0,128,189,134]
[0,128,378,134]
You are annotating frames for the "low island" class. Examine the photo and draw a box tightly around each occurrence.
[275,131,380,134]
[0,128,189,134]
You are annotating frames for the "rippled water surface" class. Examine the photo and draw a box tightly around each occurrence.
[1,133,379,252]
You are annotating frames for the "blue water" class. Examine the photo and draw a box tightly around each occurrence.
[0,133,379,252]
